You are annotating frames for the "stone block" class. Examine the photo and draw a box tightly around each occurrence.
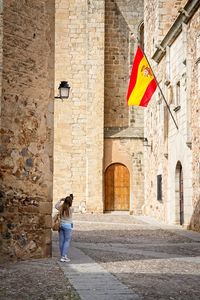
[39,202,52,214]
[44,215,52,228]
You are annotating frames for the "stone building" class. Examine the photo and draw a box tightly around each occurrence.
[54,0,145,215]
[0,0,199,262]
[143,0,200,231]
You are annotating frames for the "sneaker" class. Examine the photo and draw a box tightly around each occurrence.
[60,256,70,262]
[64,256,71,262]
[60,257,66,262]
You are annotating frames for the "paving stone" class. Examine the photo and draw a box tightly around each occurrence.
[58,247,140,300]
[66,214,200,300]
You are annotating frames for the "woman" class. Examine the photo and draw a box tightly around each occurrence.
[55,196,73,262]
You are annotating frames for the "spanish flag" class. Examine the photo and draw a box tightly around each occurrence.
[127,46,157,107]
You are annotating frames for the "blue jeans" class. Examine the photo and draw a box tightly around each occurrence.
[59,225,72,257]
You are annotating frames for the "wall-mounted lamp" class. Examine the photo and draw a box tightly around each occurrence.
[55,81,70,100]
[143,138,152,150]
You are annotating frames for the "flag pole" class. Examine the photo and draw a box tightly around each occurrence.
[138,43,179,130]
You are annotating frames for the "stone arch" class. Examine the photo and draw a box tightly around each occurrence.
[104,163,130,212]
[175,161,184,225]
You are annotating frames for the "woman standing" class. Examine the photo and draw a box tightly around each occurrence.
[55,196,73,262]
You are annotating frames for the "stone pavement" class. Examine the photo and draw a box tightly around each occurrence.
[55,214,200,300]
[52,217,139,299]
[1,214,200,300]
[0,256,80,300]
[58,247,139,300]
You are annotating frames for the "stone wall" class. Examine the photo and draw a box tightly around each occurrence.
[0,0,55,262]
[104,0,144,129]
[115,0,143,33]
[157,0,187,41]
[103,0,144,214]
[86,0,105,211]
[144,0,200,230]
[187,9,200,231]
[144,0,188,56]
[54,0,88,207]
[104,0,129,128]
[54,0,104,212]
[0,0,2,124]
[54,0,144,213]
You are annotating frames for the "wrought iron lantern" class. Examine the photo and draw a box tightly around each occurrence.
[55,81,70,99]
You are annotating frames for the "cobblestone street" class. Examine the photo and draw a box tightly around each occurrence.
[68,214,200,300]
[1,214,200,300]
[0,254,80,300]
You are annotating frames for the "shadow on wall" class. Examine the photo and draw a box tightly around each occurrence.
[188,199,200,232]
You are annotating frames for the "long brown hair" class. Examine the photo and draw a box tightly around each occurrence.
[61,196,72,217]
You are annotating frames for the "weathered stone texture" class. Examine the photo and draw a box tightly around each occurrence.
[0,0,2,121]
[144,0,188,56]
[115,0,143,32]
[104,0,129,128]
[104,0,144,129]
[103,0,144,215]
[144,1,200,231]
[86,0,105,212]
[54,0,104,212]
[187,9,200,232]
[54,0,144,214]
[0,0,55,262]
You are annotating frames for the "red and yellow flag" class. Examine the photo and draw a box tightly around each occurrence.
[126,46,157,107]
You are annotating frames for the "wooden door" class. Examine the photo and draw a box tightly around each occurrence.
[105,163,130,211]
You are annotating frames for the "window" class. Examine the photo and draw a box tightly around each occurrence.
[176,81,180,106]
[157,174,162,201]
[138,22,144,50]
[164,105,168,141]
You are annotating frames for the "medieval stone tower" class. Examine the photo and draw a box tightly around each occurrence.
[0,0,55,261]
[54,0,145,215]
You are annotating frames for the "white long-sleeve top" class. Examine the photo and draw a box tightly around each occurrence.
[55,199,73,225]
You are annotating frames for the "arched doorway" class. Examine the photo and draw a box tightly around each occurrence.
[175,161,184,225]
[104,163,130,211]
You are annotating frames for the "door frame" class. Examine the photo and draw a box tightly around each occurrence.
[175,161,184,225]
[104,163,130,212]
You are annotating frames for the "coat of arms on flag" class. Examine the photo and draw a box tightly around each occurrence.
[126,46,157,107]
